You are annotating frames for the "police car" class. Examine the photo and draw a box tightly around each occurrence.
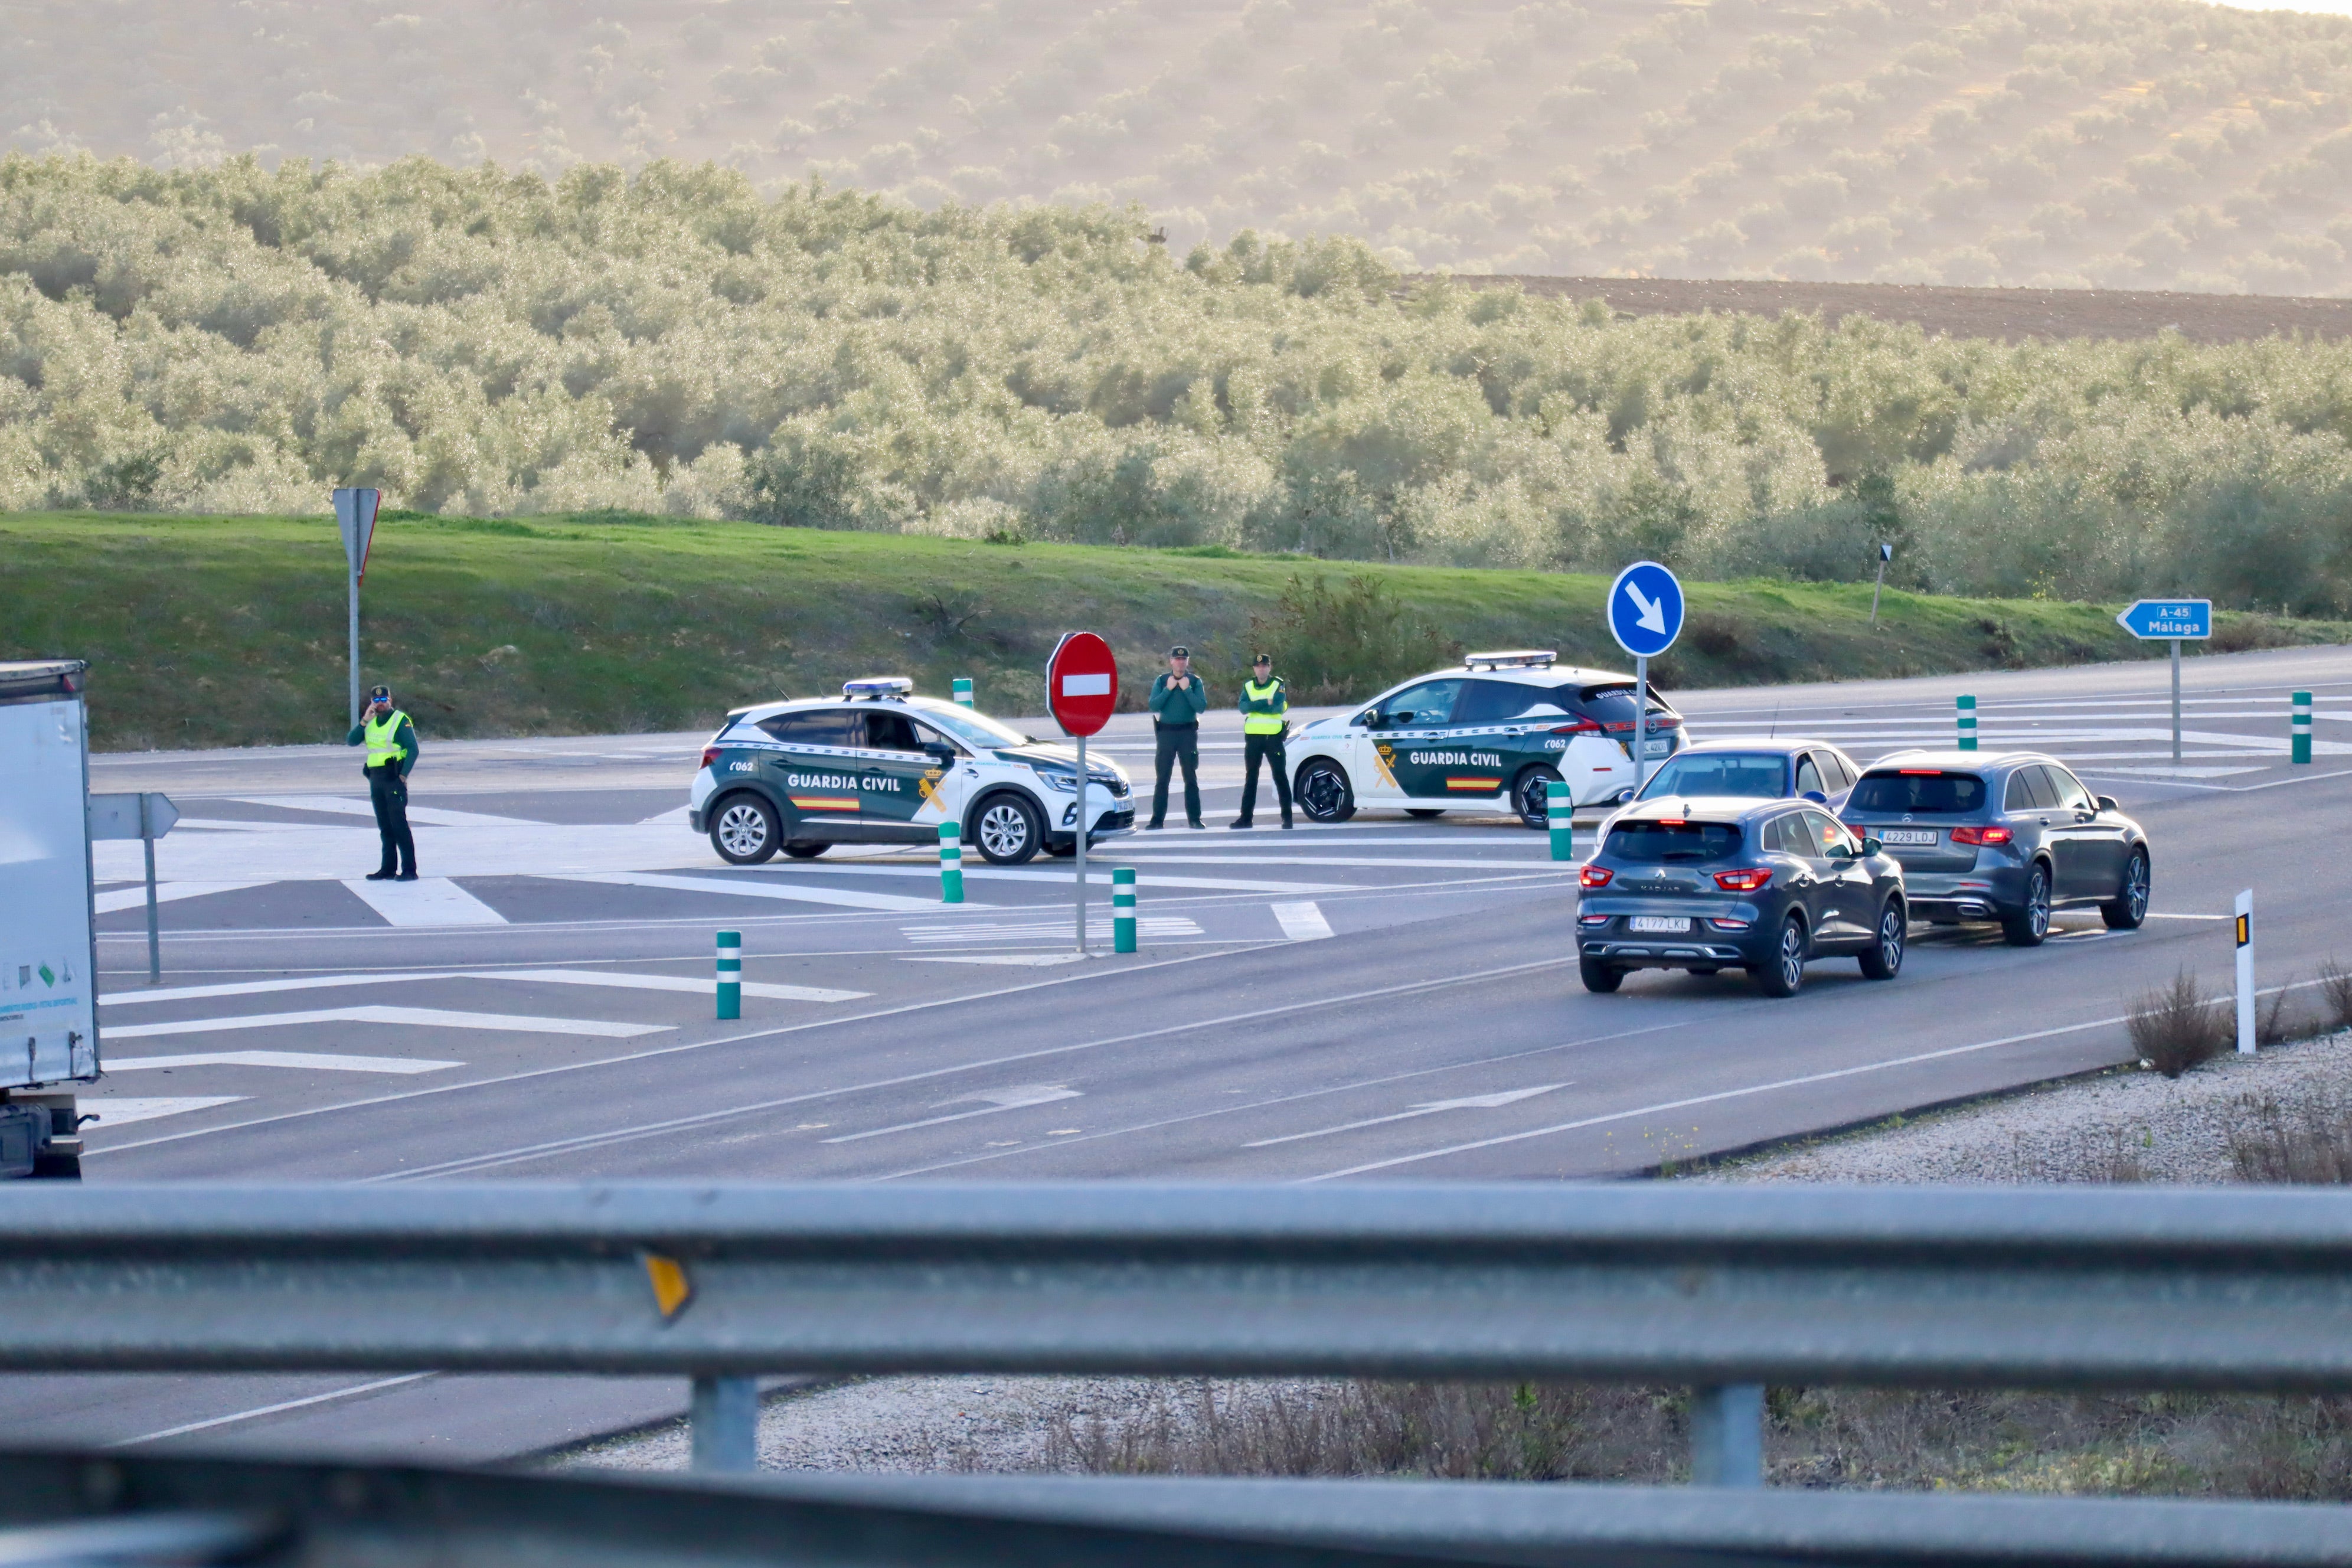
[688,679,1134,866]
[1287,651,1687,827]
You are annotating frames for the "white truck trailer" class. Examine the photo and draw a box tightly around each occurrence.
[0,659,99,1178]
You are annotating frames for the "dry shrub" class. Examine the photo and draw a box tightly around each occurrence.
[2231,1095,2352,1184]
[2320,959,2352,1033]
[2260,980,2312,1048]
[2126,970,2229,1078]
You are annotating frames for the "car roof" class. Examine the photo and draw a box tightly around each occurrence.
[1672,737,1847,755]
[1862,749,2056,772]
[723,692,974,726]
[1609,794,1812,825]
[1387,662,1644,691]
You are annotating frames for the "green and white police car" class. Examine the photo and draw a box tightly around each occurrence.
[688,678,1135,865]
[1288,651,1688,828]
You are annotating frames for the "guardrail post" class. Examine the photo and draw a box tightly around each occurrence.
[1112,867,1137,952]
[939,822,964,904]
[1956,694,1977,752]
[690,1374,759,1472]
[715,931,741,1021]
[2236,889,2255,1055]
[1690,1384,1764,1487]
[953,677,974,707]
[2292,691,2312,765]
[1547,779,1573,861]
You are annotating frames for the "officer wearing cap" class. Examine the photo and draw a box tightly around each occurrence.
[346,685,420,881]
[1233,652,1292,831]
[1145,644,1208,830]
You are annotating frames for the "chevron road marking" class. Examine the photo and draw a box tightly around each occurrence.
[104,1005,668,1040]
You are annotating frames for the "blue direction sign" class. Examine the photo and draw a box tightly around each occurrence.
[1608,560,1685,659]
[2115,599,2211,640]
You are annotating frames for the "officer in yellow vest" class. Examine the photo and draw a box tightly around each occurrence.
[1231,652,1293,831]
[346,685,420,880]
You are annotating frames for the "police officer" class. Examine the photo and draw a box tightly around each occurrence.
[1145,644,1208,830]
[347,685,420,881]
[1232,652,1293,831]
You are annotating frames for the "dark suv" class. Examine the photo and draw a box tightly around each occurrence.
[1839,750,2150,947]
[1576,796,1907,998]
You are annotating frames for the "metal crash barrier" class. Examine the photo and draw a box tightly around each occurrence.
[6,1182,2352,1565]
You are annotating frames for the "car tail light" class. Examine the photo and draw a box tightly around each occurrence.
[701,746,722,767]
[1550,720,1601,734]
[1951,825,2013,846]
[1713,867,1773,892]
[1707,917,1752,931]
[1579,865,1613,888]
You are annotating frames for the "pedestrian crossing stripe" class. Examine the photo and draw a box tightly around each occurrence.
[789,796,860,811]
[1445,777,1501,790]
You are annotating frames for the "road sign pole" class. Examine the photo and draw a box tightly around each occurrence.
[1547,779,1572,861]
[1073,733,1088,955]
[1113,867,1136,953]
[1634,656,1649,791]
[2235,890,2255,1055]
[2171,641,2182,762]
[938,822,963,904]
[1956,694,1977,752]
[348,558,361,729]
[716,930,741,1021]
[140,793,161,986]
[2293,690,2312,765]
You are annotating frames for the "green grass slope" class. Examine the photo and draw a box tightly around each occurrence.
[4,509,2340,752]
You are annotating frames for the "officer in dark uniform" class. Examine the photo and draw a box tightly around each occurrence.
[347,685,420,880]
[1145,644,1208,829]
[1231,652,1293,830]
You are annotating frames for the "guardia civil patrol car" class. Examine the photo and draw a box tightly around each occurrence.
[1287,652,1687,827]
[688,679,1134,866]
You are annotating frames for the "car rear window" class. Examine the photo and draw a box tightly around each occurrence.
[1851,770,1987,814]
[1637,753,1786,799]
[1573,684,1677,726]
[1605,821,1743,862]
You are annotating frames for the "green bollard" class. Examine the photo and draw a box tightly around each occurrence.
[1112,866,1136,953]
[939,821,965,904]
[715,930,741,1020]
[1956,693,1977,752]
[2293,691,2312,765]
[1547,779,1573,862]
[952,677,974,707]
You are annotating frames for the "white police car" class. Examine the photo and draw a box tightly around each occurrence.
[1288,651,1688,827]
[687,679,1133,865]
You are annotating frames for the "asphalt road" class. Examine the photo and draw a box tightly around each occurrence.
[17,643,2351,1462]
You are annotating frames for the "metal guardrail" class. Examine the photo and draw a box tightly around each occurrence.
[9,1183,2352,1563]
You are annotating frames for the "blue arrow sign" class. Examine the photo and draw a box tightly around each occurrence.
[1608,560,1685,659]
[2115,599,2211,640]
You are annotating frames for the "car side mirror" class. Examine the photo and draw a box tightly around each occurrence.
[923,741,960,763]
[2096,795,2118,812]
[1801,790,1828,804]
[1862,837,1883,857]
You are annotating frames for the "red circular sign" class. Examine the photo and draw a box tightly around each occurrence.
[1046,631,1119,738]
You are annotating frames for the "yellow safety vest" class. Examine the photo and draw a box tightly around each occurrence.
[1242,678,1288,736]
[364,710,411,769]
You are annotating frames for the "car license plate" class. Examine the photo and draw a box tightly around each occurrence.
[1629,916,1690,933]
[1642,739,1671,757]
[1880,828,1940,845]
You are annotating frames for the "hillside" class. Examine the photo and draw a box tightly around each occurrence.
[3,0,2350,291]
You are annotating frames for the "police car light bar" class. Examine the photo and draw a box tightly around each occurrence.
[842,677,915,698]
[1463,650,1557,671]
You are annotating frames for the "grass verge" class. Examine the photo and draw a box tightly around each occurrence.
[4,509,2346,751]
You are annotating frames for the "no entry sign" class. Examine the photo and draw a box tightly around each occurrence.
[1047,632,1118,738]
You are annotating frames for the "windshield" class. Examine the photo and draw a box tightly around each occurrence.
[1605,821,1744,863]
[1636,753,1788,801]
[919,704,1035,749]
[1851,770,1987,814]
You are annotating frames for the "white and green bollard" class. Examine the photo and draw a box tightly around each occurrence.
[1547,779,1573,862]
[2292,691,2312,765]
[716,930,741,1020]
[1112,866,1137,953]
[952,677,974,707]
[1956,693,1977,752]
[939,822,965,904]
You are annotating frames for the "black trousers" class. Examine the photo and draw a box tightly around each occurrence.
[1149,726,1201,826]
[369,768,417,876]
[1238,733,1292,825]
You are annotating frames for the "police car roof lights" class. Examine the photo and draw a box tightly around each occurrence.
[1462,650,1557,671]
[842,677,915,699]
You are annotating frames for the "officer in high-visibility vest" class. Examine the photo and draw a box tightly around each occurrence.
[346,684,420,880]
[1231,652,1293,831]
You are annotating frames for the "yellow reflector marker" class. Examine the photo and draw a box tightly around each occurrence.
[642,1250,694,1321]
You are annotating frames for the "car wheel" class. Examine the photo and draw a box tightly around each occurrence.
[710,795,780,865]
[2001,863,2052,947]
[782,841,828,860]
[2102,850,2150,931]
[1858,898,1905,980]
[1752,914,1808,998]
[1296,759,1356,823]
[972,794,1044,865]
[1406,808,1445,819]
[1579,956,1623,993]
[1511,765,1563,830]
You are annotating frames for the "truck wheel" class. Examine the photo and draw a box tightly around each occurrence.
[1296,759,1355,823]
[710,795,780,865]
[972,794,1044,865]
[29,1154,81,1180]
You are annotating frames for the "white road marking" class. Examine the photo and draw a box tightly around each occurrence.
[103,969,866,1007]
[106,1051,461,1075]
[1270,901,1334,941]
[77,1096,247,1126]
[2146,913,2232,921]
[92,881,269,915]
[823,1084,1082,1144]
[108,1374,437,1448]
[104,1005,668,1040]
[343,877,510,927]
[1245,1084,1567,1147]
[638,804,692,826]
[900,916,1204,944]
[234,795,541,827]
[1110,854,1558,871]
[557,871,964,913]
[753,862,1348,895]
[902,955,1090,967]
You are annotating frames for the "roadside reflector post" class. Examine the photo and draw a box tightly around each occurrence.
[1956,693,1977,752]
[2292,690,2312,765]
[2236,890,2255,1055]
[690,1374,759,1472]
[1690,1383,1764,1487]
[1113,866,1137,952]
[1547,779,1573,862]
[716,930,741,1021]
[938,822,964,904]
[953,677,974,707]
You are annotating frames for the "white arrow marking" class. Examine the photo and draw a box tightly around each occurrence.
[1623,582,1668,635]
[1245,1084,1566,1147]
